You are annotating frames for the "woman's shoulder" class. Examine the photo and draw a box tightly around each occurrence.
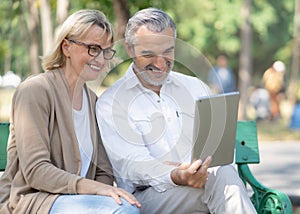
[18,73,48,90]
[14,71,60,102]
[19,69,65,90]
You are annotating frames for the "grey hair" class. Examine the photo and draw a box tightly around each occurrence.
[125,7,176,46]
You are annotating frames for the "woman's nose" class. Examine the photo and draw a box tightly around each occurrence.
[94,52,106,65]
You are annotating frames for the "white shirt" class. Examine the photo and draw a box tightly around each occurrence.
[96,64,211,193]
[73,89,93,178]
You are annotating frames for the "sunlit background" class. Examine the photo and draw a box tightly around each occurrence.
[0,0,300,141]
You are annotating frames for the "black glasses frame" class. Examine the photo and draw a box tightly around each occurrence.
[67,39,116,60]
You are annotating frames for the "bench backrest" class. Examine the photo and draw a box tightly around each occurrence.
[0,121,259,170]
[235,120,260,164]
[0,122,9,171]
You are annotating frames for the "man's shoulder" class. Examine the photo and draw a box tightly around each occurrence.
[170,71,211,96]
[171,71,194,79]
[170,71,204,85]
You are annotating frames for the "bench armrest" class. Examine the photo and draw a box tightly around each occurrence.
[238,163,292,213]
[236,121,293,213]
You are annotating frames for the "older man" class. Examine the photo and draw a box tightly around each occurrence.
[96,7,256,214]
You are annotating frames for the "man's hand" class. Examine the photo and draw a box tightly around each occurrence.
[170,156,212,188]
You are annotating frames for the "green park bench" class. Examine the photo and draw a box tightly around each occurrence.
[0,121,293,213]
[0,122,9,171]
[235,121,292,213]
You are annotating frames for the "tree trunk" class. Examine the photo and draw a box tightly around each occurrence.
[40,0,53,56]
[111,0,130,41]
[56,0,70,25]
[288,0,300,103]
[238,0,252,120]
[25,0,40,74]
[4,52,11,73]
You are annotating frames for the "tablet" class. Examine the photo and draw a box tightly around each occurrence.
[192,91,240,167]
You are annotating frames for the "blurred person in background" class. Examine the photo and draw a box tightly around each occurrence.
[208,54,237,94]
[262,61,286,121]
[289,88,300,129]
[249,85,271,121]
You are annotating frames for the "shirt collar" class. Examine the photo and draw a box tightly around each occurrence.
[125,63,181,90]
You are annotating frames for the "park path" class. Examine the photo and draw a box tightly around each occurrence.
[249,141,300,196]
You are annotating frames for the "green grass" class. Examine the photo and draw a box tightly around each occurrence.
[256,117,300,142]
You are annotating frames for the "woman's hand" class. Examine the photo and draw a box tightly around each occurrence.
[76,178,141,208]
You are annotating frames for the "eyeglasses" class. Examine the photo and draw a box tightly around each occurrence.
[67,39,116,60]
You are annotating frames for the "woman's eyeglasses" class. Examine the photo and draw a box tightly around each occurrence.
[67,39,116,60]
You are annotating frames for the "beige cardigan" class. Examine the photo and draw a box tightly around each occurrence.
[0,69,114,213]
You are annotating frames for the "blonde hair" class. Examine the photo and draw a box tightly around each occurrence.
[42,9,113,71]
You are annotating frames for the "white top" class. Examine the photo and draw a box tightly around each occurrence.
[96,64,211,193]
[73,89,94,178]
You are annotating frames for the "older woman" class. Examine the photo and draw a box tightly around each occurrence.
[0,9,140,214]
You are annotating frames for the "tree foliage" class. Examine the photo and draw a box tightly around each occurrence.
[0,0,297,87]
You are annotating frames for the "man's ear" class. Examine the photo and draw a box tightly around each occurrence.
[62,39,71,57]
[125,42,134,58]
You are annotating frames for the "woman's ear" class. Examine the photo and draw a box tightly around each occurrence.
[62,39,71,57]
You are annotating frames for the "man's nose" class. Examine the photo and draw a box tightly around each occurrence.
[153,55,169,69]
